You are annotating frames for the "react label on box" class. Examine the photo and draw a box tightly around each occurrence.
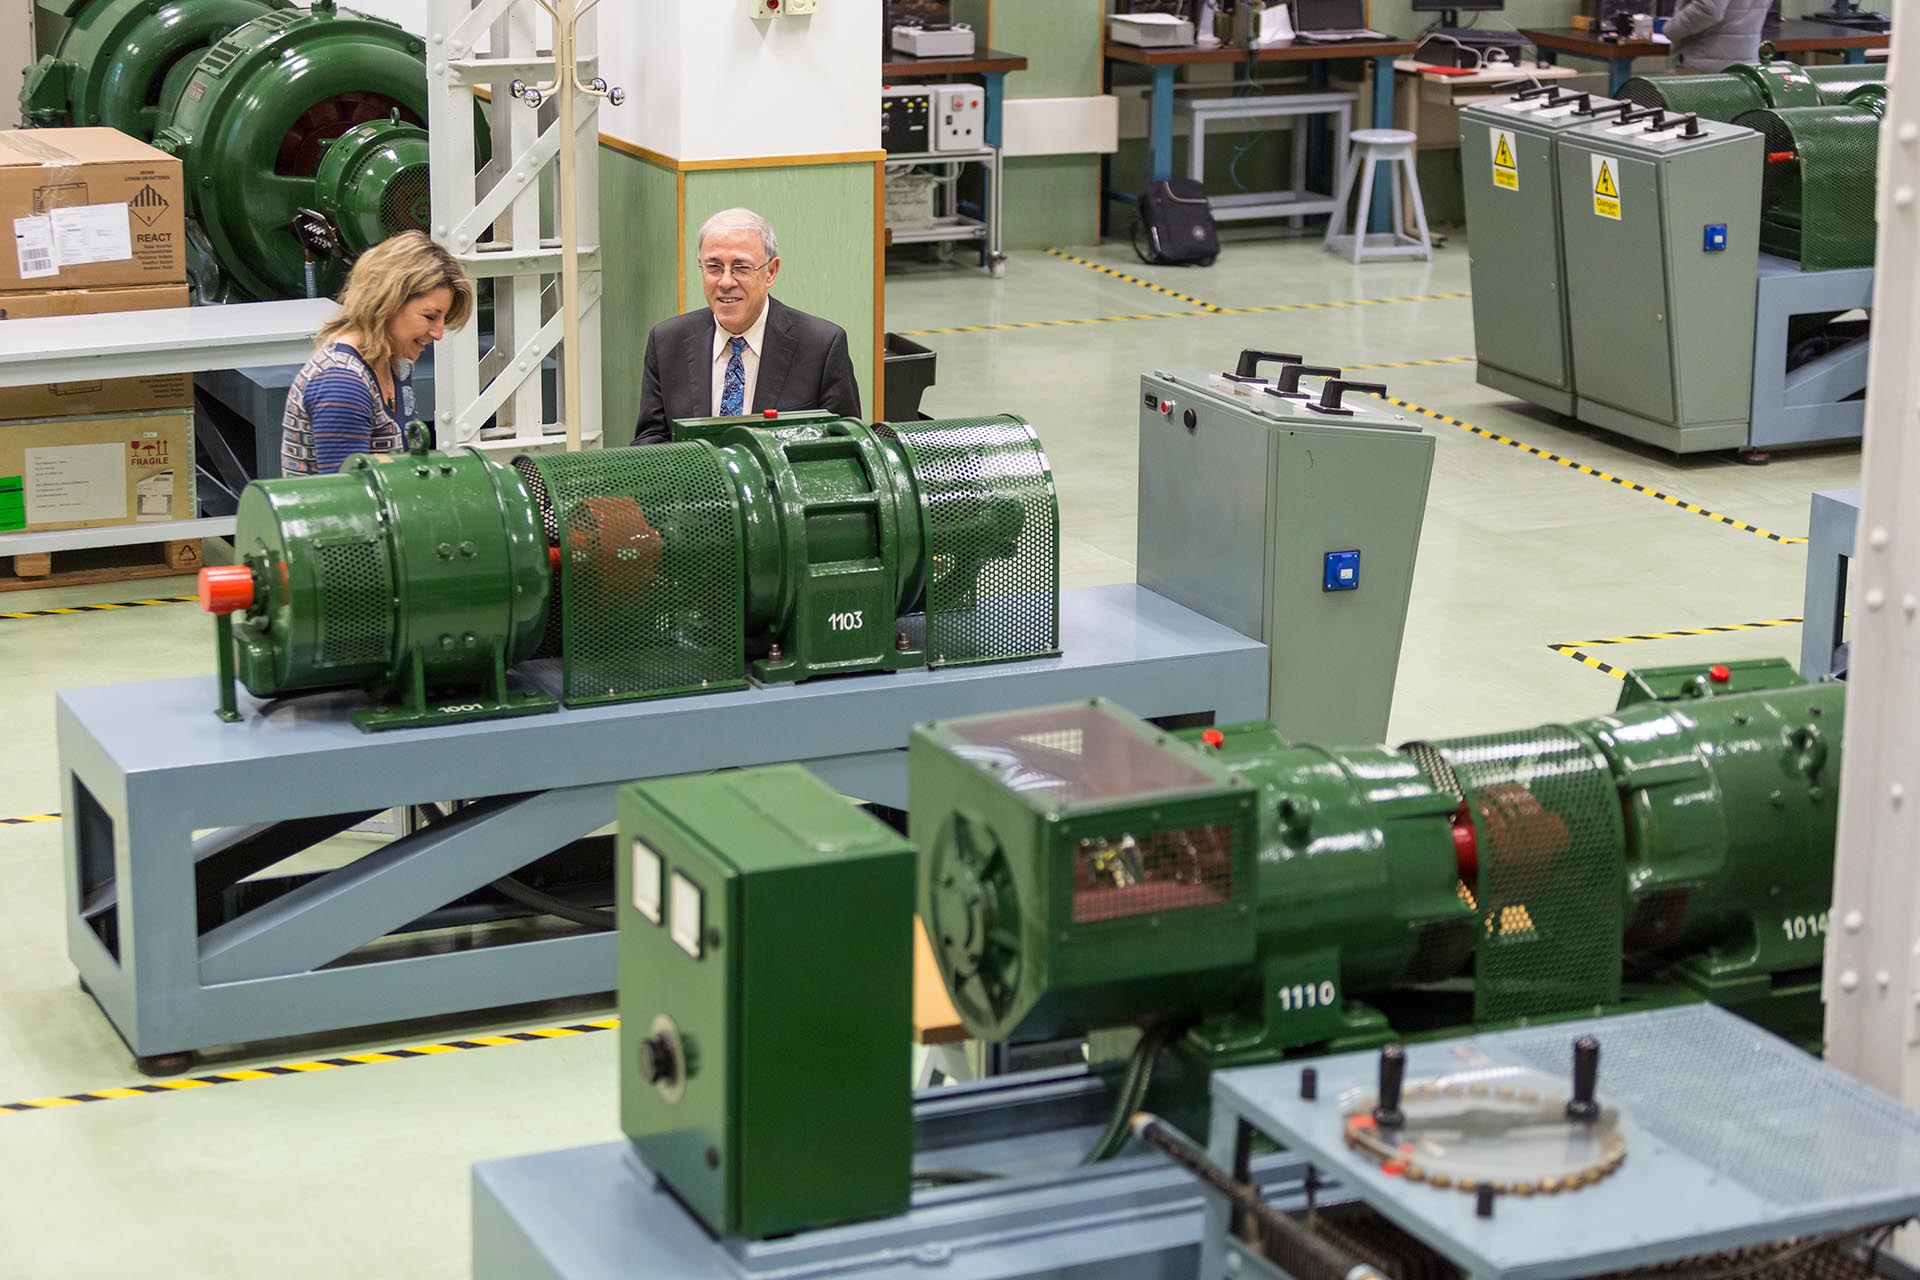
[1491,129,1519,192]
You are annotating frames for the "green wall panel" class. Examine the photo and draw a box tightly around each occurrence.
[600,144,680,444]
[686,164,878,420]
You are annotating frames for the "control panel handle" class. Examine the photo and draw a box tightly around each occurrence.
[1229,349,1307,382]
[1306,379,1389,416]
[1266,363,1344,397]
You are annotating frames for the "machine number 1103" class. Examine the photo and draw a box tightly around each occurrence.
[1278,980,1338,1013]
[1781,912,1828,942]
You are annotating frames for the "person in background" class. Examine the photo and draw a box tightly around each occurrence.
[281,230,474,476]
[1663,0,1769,73]
[630,207,860,446]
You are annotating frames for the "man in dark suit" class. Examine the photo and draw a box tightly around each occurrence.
[630,208,861,445]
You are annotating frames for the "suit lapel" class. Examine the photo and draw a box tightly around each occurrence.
[687,312,715,416]
[752,299,796,412]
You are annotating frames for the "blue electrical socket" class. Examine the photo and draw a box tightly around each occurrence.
[1704,224,1728,252]
[1324,550,1360,592]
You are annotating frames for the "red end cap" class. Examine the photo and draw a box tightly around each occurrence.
[198,565,255,615]
[548,545,562,571]
[764,408,779,419]
[1708,664,1732,684]
[1450,801,1479,880]
[1200,728,1226,750]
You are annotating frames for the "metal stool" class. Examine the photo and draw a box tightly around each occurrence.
[1323,128,1432,264]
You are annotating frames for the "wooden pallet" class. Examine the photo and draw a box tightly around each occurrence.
[0,537,203,592]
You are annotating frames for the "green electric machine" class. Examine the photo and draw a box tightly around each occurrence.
[24,0,464,301]
[1459,86,1625,415]
[196,414,1059,730]
[616,657,1844,1238]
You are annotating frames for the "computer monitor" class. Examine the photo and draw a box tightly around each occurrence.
[1411,0,1503,28]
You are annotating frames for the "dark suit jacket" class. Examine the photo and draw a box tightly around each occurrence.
[630,296,861,445]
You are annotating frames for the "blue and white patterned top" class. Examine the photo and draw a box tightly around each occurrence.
[280,343,416,476]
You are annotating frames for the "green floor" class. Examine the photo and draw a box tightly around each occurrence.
[0,233,1858,1276]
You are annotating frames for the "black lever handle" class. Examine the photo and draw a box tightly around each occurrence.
[1585,100,1636,123]
[1560,92,1593,115]
[1306,379,1388,416]
[1374,1045,1406,1129]
[1647,111,1702,138]
[1229,349,1306,382]
[1513,84,1558,100]
[1621,107,1666,126]
[1567,1035,1601,1123]
[1491,78,1539,95]
[1265,363,1344,398]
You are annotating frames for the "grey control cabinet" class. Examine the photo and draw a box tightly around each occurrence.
[1461,90,1623,416]
[1136,367,1433,744]
[1558,116,1762,452]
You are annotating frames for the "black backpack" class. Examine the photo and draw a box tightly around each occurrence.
[1132,178,1219,267]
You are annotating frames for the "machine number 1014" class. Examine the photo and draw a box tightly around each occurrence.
[1781,912,1829,942]
[1278,980,1338,1013]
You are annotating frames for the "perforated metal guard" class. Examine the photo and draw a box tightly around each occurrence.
[1619,73,1760,119]
[315,539,392,669]
[511,456,564,659]
[1742,104,1882,271]
[1806,65,1887,105]
[1070,820,1237,923]
[526,445,745,704]
[378,165,431,236]
[1501,1013,1920,1210]
[877,415,1058,667]
[1435,726,1624,1024]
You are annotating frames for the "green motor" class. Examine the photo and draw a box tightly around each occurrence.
[20,0,290,139]
[201,416,1059,729]
[1621,57,1885,121]
[151,2,435,300]
[916,659,1843,1063]
[1736,84,1887,270]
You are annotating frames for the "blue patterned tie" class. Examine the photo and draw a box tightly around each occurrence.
[720,336,747,416]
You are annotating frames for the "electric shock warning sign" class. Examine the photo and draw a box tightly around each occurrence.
[1491,129,1519,191]
[1592,155,1622,220]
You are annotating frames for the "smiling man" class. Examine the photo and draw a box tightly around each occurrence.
[630,208,862,445]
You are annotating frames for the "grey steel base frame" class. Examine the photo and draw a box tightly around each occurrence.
[1800,487,1861,679]
[472,1067,1313,1280]
[58,585,1266,1063]
[1749,257,1873,452]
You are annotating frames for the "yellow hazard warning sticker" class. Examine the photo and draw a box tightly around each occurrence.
[1592,154,1622,220]
[1491,129,1519,191]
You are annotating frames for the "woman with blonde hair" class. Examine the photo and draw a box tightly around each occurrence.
[280,230,474,475]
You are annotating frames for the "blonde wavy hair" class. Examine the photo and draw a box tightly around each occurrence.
[317,231,474,367]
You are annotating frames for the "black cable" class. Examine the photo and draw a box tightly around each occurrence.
[491,874,616,930]
[1081,1021,1189,1165]
[912,1167,1003,1187]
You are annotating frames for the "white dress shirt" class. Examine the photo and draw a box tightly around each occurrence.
[710,303,770,415]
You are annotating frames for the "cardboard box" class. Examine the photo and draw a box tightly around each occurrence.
[0,409,193,533]
[0,283,192,420]
[0,128,185,292]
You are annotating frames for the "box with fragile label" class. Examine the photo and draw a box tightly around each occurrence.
[0,128,185,292]
[0,409,192,533]
[0,284,192,420]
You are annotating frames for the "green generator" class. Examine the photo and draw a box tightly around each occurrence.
[617,766,915,1239]
[197,415,1060,729]
[1557,113,1763,453]
[1460,86,1625,415]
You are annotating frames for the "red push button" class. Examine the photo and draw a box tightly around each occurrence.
[764,409,779,418]
[198,565,255,615]
[1201,728,1225,749]
[1708,664,1732,684]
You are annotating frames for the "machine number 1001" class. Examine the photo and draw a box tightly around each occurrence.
[1277,980,1339,1013]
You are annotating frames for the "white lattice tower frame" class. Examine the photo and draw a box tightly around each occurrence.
[1824,29,1920,1101]
[425,0,603,453]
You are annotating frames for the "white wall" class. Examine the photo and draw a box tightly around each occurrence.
[600,0,880,161]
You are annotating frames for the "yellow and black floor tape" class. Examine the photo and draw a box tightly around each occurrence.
[899,309,1215,337]
[1045,248,1224,311]
[1375,396,1809,545]
[0,1017,620,1115]
[1548,616,1803,680]
[1,595,194,622]
[0,813,59,827]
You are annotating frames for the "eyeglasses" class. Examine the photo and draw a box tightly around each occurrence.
[700,258,772,280]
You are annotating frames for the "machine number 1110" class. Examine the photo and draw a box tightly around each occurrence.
[1278,980,1338,1012]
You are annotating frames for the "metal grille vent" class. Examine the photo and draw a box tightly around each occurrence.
[877,415,1059,667]
[1070,814,1240,924]
[378,165,431,236]
[315,539,392,669]
[1501,1013,1920,1209]
[1619,73,1759,119]
[511,456,564,660]
[1435,726,1624,1024]
[1739,104,1882,271]
[528,444,745,705]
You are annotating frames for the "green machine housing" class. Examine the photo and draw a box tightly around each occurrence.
[915,658,1842,1078]
[1459,86,1625,415]
[617,766,915,1239]
[200,414,1059,729]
